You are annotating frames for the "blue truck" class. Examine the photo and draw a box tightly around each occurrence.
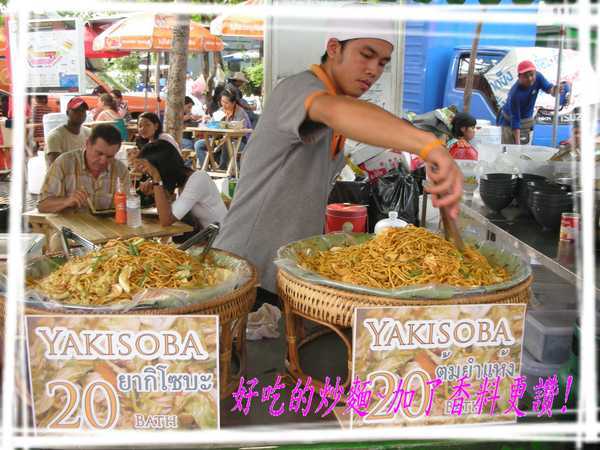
[402,0,573,146]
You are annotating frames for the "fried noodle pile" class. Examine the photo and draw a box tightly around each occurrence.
[296,226,510,289]
[32,238,229,305]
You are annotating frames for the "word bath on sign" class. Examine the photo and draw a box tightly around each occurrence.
[26,315,219,432]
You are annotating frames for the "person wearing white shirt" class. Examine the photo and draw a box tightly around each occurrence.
[134,141,227,231]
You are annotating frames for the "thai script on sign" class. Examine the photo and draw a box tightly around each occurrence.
[117,363,214,393]
[435,357,517,382]
[489,70,515,91]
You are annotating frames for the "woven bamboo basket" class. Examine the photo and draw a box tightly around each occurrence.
[277,268,532,392]
[0,250,258,399]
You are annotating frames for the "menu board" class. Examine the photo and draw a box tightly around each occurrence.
[25,19,85,94]
[26,315,219,432]
[351,304,526,428]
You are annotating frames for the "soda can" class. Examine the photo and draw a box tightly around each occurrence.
[559,212,580,242]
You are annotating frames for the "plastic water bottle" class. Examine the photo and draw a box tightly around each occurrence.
[126,189,142,228]
[374,211,408,235]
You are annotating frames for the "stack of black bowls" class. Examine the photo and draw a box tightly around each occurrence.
[528,182,574,230]
[516,174,547,215]
[479,173,518,212]
[0,203,7,233]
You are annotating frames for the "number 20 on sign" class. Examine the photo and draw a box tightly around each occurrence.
[46,379,120,430]
[26,315,220,432]
[363,369,434,423]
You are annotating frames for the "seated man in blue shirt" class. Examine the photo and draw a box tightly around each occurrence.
[498,60,563,145]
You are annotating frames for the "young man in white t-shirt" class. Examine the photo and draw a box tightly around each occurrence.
[45,97,91,166]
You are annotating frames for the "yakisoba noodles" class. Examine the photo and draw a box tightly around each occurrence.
[32,238,230,306]
[297,226,510,289]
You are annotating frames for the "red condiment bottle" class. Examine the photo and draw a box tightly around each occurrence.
[114,177,127,224]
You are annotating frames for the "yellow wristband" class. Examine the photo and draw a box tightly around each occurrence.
[419,139,444,161]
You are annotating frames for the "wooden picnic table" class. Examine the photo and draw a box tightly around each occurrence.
[24,209,192,247]
[185,126,252,178]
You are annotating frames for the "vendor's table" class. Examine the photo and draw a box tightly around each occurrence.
[277,268,532,393]
[23,209,192,246]
[185,126,252,178]
[458,194,592,287]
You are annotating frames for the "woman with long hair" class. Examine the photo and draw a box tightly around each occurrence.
[130,112,180,161]
[194,89,252,169]
[133,141,227,232]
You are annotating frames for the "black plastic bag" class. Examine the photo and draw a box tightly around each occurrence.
[412,166,427,196]
[369,167,420,228]
[328,180,371,206]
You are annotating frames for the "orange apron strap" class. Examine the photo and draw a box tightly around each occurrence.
[309,65,346,160]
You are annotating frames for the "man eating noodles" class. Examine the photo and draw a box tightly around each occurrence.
[38,124,129,213]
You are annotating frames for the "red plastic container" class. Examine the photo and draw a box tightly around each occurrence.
[325,203,367,233]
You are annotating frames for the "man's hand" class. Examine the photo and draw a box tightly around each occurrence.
[552,81,570,97]
[512,129,521,145]
[65,190,88,209]
[423,148,464,220]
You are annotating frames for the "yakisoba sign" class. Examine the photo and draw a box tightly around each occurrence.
[26,316,220,432]
[34,327,209,360]
[352,304,526,428]
[364,317,515,351]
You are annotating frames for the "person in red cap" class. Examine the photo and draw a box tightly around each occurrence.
[45,96,90,166]
[498,60,563,145]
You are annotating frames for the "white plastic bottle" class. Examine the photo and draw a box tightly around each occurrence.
[374,211,408,235]
[126,188,142,228]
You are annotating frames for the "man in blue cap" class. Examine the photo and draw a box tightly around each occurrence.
[498,59,566,145]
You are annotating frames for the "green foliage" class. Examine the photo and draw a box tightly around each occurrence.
[243,62,263,95]
[106,54,143,91]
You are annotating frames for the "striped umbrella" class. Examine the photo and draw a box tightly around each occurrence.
[93,13,224,114]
